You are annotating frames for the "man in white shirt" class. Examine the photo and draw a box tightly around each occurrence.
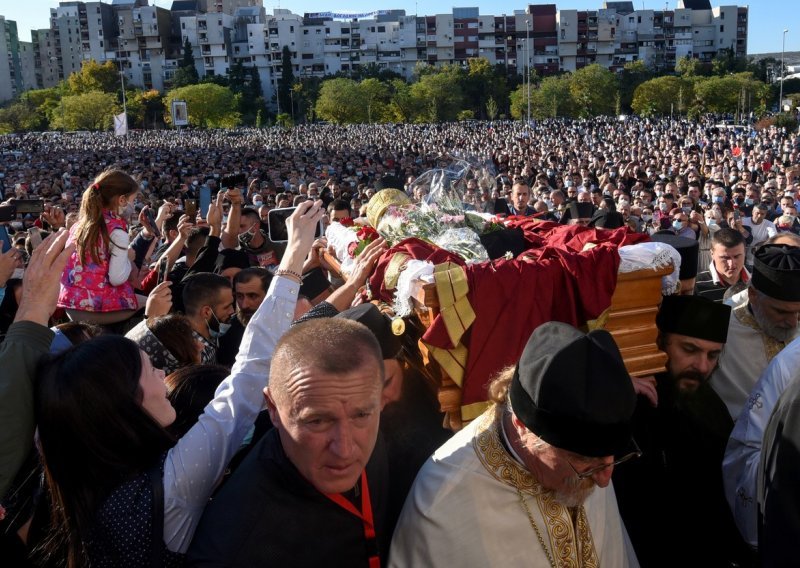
[742,204,777,269]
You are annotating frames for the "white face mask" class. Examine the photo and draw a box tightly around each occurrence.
[207,311,231,341]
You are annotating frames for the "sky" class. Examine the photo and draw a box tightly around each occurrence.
[2,0,796,55]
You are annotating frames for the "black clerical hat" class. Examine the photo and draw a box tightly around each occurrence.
[335,303,402,360]
[656,295,731,343]
[508,322,636,458]
[650,233,699,280]
[559,202,596,225]
[589,208,625,229]
[752,244,800,301]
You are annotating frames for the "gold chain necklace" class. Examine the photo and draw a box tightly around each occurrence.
[516,487,558,568]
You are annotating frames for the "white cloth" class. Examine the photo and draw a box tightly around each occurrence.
[388,409,639,568]
[163,275,298,553]
[711,300,793,420]
[723,334,800,547]
[108,228,132,286]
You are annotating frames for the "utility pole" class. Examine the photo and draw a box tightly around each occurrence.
[780,29,789,113]
[526,18,531,126]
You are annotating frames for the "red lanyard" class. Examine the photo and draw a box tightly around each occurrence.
[324,470,380,568]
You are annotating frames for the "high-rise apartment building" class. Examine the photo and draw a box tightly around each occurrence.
[0,16,23,102]
[2,0,749,105]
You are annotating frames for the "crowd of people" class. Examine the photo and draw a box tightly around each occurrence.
[0,115,800,567]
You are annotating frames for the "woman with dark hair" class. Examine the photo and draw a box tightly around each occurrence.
[33,201,324,567]
[126,314,203,376]
[165,365,229,439]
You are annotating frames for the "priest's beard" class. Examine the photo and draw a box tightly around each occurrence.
[553,475,596,508]
[751,300,800,343]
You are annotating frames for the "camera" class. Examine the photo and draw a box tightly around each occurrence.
[220,173,247,189]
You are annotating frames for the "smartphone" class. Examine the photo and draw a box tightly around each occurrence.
[15,199,44,215]
[199,186,211,219]
[221,173,247,189]
[268,207,324,242]
[185,199,198,219]
[0,204,14,223]
[144,206,157,229]
[157,255,171,285]
[733,209,741,221]
[28,228,42,249]
[0,226,10,253]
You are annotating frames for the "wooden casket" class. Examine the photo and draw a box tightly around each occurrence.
[324,251,673,431]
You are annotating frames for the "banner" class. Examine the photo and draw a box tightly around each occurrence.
[172,100,189,127]
[306,10,389,19]
[113,112,128,136]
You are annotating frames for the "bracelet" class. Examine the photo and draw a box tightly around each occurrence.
[275,268,302,283]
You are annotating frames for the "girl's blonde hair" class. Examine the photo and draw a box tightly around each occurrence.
[74,169,139,265]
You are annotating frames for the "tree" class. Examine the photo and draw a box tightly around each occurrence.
[486,96,499,120]
[676,56,709,78]
[172,38,199,88]
[619,60,652,113]
[50,91,119,131]
[570,64,617,117]
[711,48,748,76]
[278,46,294,114]
[386,79,421,123]
[632,76,691,116]
[315,78,365,123]
[510,74,576,119]
[691,73,768,116]
[463,57,507,119]
[68,60,120,95]
[0,102,42,132]
[163,83,241,128]
[359,78,390,122]
[410,67,464,122]
[126,89,164,129]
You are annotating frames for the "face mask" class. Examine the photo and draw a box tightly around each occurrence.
[706,218,717,228]
[642,214,653,223]
[566,180,574,188]
[239,223,257,246]
[119,202,135,218]
[207,311,231,340]
[713,196,725,204]
[618,199,629,208]
[734,197,744,206]
[659,203,669,212]
[681,206,692,215]
[544,200,553,209]
[253,199,263,207]
[744,198,754,207]
[672,220,684,231]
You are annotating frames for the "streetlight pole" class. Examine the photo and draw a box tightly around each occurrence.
[779,29,789,113]
[119,60,128,135]
[526,18,531,125]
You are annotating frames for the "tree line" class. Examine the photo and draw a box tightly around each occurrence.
[0,45,797,133]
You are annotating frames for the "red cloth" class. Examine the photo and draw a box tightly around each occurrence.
[368,238,464,303]
[421,242,621,406]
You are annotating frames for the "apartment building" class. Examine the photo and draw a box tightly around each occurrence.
[3,0,749,105]
[0,16,23,103]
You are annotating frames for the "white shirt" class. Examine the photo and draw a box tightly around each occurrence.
[723,334,800,547]
[162,276,298,553]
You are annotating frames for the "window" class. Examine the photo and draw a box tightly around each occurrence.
[720,25,724,32]
[181,22,185,29]
[218,19,222,26]
[637,16,641,24]
[290,26,294,32]
[303,29,309,34]
[378,26,385,32]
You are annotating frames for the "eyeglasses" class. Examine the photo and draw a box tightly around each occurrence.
[565,441,642,480]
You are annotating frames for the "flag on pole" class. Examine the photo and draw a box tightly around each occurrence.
[114,112,128,136]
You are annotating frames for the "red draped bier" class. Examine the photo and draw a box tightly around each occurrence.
[369,223,650,408]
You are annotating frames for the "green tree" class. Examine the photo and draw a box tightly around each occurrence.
[619,60,652,113]
[486,96,499,120]
[511,74,576,119]
[676,56,710,78]
[691,73,768,116]
[359,78,390,122]
[410,68,464,122]
[632,75,691,116]
[173,38,199,88]
[19,87,62,130]
[126,89,164,129]
[711,48,748,76]
[68,60,120,95]
[0,102,42,132]
[386,79,420,123]
[315,78,366,123]
[163,83,241,128]
[463,57,507,119]
[50,90,119,131]
[569,64,617,117]
[278,46,295,114]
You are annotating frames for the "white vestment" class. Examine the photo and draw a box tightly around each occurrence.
[388,409,639,568]
[723,335,800,547]
[711,301,794,420]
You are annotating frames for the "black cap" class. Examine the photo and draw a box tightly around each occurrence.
[650,233,699,280]
[589,208,625,229]
[335,304,402,360]
[299,267,332,300]
[559,202,596,225]
[508,322,636,458]
[752,244,800,301]
[656,295,731,343]
[214,248,250,274]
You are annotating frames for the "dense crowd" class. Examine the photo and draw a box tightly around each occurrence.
[0,116,800,567]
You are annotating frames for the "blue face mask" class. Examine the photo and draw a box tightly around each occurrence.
[713,196,725,204]
[672,220,684,231]
[681,206,692,215]
[744,198,754,207]
[207,311,231,341]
